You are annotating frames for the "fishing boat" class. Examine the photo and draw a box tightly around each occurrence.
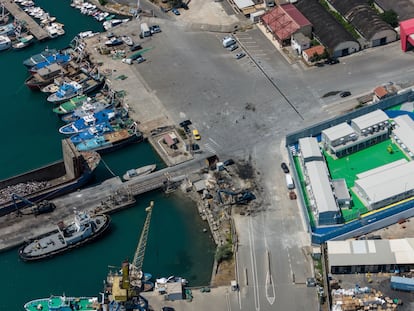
[47,81,83,104]
[23,47,58,67]
[70,122,115,144]
[24,295,101,311]
[12,34,34,50]
[25,63,80,91]
[52,94,90,114]
[40,75,74,93]
[58,96,114,122]
[103,18,129,31]
[59,109,118,135]
[29,52,72,73]
[19,210,111,261]
[0,34,11,51]
[0,22,14,36]
[76,123,143,154]
[123,164,156,181]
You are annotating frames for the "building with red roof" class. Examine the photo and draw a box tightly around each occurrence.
[400,18,414,52]
[261,3,312,46]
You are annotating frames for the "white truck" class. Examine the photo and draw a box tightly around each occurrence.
[222,36,236,48]
[285,173,295,190]
[140,22,151,38]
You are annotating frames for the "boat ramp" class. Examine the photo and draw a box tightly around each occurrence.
[2,1,49,41]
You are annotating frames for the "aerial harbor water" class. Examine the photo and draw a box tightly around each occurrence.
[0,1,215,310]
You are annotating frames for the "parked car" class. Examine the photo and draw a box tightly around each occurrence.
[289,191,297,200]
[235,52,246,59]
[227,44,238,52]
[281,162,289,173]
[150,25,161,34]
[325,58,340,65]
[179,119,192,127]
[192,129,201,140]
[340,91,351,98]
[224,159,235,166]
[130,44,142,52]
[135,56,146,64]
[162,307,175,311]
[171,8,180,15]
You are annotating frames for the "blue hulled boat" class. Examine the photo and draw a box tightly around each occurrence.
[59,109,117,135]
[23,48,58,67]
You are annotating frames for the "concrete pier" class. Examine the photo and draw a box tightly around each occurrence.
[0,153,213,252]
[3,1,49,41]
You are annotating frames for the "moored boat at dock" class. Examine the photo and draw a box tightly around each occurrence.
[58,95,114,122]
[19,211,111,261]
[123,164,156,181]
[24,296,101,311]
[75,123,143,154]
[23,47,58,67]
[12,34,34,50]
[0,34,11,50]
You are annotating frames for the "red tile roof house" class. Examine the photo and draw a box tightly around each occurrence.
[261,3,312,47]
[302,45,325,64]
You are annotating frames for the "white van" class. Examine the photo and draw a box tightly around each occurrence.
[140,23,151,38]
[222,36,236,48]
[285,174,295,190]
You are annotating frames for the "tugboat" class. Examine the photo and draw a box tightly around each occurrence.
[19,210,111,261]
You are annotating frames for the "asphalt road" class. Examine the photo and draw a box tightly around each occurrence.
[126,11,414,311]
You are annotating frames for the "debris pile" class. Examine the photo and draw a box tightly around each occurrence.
[0,181,51,204]
[331,286,401,311]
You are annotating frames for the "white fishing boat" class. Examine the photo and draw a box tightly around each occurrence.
[0,34,11,51]
[103,18,129,31]
[123,164,156,181]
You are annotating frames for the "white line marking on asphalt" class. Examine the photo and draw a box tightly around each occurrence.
[209,137,220,147]
[248,216,260,311]
[203,143,217,154]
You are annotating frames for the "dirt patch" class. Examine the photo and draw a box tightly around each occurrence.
[211,259,235,287]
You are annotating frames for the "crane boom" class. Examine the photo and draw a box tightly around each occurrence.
[132,201,154,275]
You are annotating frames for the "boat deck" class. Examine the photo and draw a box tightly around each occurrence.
[2,1,49,41]
[105,129,130,142]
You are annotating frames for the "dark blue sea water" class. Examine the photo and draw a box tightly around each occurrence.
[0,1,215,309]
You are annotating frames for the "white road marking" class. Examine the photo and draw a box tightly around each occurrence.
[248,216,261,311]
[209,137,220,147]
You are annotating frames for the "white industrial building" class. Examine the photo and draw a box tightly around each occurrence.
[353,159,414,210]
[321,110,390,158]
[299,137,341,225]
[393,114,414,159]
[299,137,323,162]
[327,238,414,274]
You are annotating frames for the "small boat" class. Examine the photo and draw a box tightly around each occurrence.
[121,35,133,46]
[24,296,101,311]
[77,30,98,39]
[47,81,83,104]
[76,123,143,154]
[103,18,129,31]
[0,34,11,51]
[59,108,118,135]
[123,164,156,181]
[0,23,14,36]
[105,36,123,47]
[12,34,34,49]
[40,76,74,93]
[18,211,111,261]
[23,47,58,67]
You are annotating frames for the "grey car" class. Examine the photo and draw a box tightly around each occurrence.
[227,44,238,52]
[235,52,246,59]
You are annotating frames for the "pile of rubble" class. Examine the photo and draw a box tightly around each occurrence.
[331,286,402,311]
[181,158,258,246]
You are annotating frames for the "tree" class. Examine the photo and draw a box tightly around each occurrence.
[380,10,398,28]
[215,243,233,263]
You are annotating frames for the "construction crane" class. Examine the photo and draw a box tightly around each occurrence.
[105,201,154,311]
[126,200,154,293]
[11,193,56,216]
